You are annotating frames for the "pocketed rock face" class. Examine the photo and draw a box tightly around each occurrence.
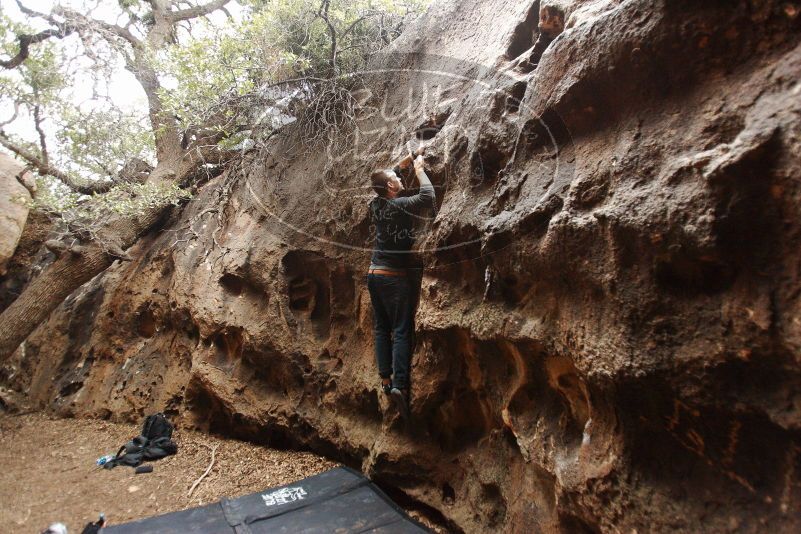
[5,1,801,532]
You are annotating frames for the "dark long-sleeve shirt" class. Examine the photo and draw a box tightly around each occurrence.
[369,166,435,269]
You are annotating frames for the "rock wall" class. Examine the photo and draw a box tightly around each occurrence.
[4,1,801,532]
[0,153,31,276]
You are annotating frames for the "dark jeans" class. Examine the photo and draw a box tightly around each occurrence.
[367,268,422,390]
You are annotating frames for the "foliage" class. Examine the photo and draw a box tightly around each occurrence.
[1,7,154,186]
[31,177,190,236]
[55,105,154,179]
[0,16,66,104]
[257,0,424,74]
[0,0,428,235]
[157,0,430,145]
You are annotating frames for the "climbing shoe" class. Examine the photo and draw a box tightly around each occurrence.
[381,378,392,396]
[390,387,410,421]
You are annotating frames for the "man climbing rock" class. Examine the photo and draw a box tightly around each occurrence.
[367,146,436,421]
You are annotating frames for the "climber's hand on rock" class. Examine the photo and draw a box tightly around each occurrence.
[413,155,425,172]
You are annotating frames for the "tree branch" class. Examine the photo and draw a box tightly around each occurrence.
[15,165,37,197]
[0,131,113,194]
[31,94,48,167]
[14,0,48,19]
[341,13,375,40]
[168,0,233,23]
[0,26,75,69]
[192,144,238,165]
[16,0,142,49]
[52,6,142,47]
[0,102,20,127]
[317,0,338,76]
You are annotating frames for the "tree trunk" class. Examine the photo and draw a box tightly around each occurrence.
[0,195,172,360]
[131,51,184,164]
[0,210,170,360]
[0,148,234,361]
[0,245,109,359]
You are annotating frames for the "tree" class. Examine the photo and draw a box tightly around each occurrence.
[0,0,427,360]
[0,0,238,359]
[156,0,426,146]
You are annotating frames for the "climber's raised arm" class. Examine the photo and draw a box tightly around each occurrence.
[393,156,435,212]
[394,144,426,173]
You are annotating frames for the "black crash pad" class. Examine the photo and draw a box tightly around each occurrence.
[103,466,430,533]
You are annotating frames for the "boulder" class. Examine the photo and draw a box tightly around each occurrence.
[6,0,801,532]
[0,153,32,275]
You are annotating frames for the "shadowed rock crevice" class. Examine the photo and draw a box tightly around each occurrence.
[218,273,245,296]
[557,512,600,534]
[654,251,735,296]
[619,371,801,512]
[242,348,307,398]
[517,110,571,158]
[206,327,244,369]
[374,476,467,534]
[430,221,486,293]
[711,137,782,277]
[470,135,513,185]
[505,81,527,114]
[413,331,516,451]
[413,329,602,463]
[414,108,453,141]
[653,128,782,297]
[479,482,507,527]
[282,250,331,339]
[329,264,356,323]
[483,191,563,254]
[504,354,590,453]
[135,306,157,338]
[506,2,541,60]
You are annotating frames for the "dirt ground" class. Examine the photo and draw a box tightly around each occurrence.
[0,412,339,533]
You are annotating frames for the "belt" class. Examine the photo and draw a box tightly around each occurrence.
[368,268,407,276]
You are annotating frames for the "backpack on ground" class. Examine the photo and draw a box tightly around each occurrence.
[141,412,173,440]
[104,413,178,469]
